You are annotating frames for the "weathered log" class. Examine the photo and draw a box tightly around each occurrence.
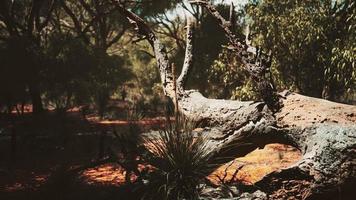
[257,92,356,200]
[114,1,356,199]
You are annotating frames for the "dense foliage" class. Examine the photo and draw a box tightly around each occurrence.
[0,0,177,115]
[202,0,355,102]
[246,0,355,101]
[0,0,354,115]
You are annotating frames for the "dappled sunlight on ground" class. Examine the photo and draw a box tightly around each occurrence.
[80,163,153,186]
[2,172,50,192]
[208,144,302,185]
[87,116,174,131]
[80,163,128,186]
[0,112,302,194]
[80,144,301,187]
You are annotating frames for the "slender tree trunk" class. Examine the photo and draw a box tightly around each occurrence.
[29,82,43,114]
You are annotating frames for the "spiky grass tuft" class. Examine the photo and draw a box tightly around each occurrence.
[142,116,217,200]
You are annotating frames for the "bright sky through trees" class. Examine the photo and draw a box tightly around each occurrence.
[171,0,248,18]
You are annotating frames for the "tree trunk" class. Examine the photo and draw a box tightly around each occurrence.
[115,2,356,199]
[178,90,355,199]
[29,82,43,114]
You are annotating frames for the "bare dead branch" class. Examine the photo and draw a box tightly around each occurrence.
[189,0,280,110]
[229,2,236,33]
[113,0,174,97]
[177,19,195,91]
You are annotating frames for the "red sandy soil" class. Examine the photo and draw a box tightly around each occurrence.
[79,163,154,186]
[0,110,301,194]
[78,144,301,187]
[208,144,301,185]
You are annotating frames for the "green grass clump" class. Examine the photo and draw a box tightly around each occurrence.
[142,116,217,200]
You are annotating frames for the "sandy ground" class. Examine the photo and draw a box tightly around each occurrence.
[1,111,301,195]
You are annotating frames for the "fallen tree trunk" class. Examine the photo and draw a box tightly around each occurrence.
[177,89,356,200]
[256,92,356,199]
[114,1,356,199]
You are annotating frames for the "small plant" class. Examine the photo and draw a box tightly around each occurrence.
[141,116,217,200]
[110,110,144,183]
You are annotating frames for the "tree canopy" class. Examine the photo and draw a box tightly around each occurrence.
[0,0,354,116]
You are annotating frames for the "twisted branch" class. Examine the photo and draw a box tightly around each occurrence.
[113,1,174,97]
[189,0,279,109]
[114,1,197,99]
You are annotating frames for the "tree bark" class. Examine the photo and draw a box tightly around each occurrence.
[28,81,43,114]
[115,1,356,199]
